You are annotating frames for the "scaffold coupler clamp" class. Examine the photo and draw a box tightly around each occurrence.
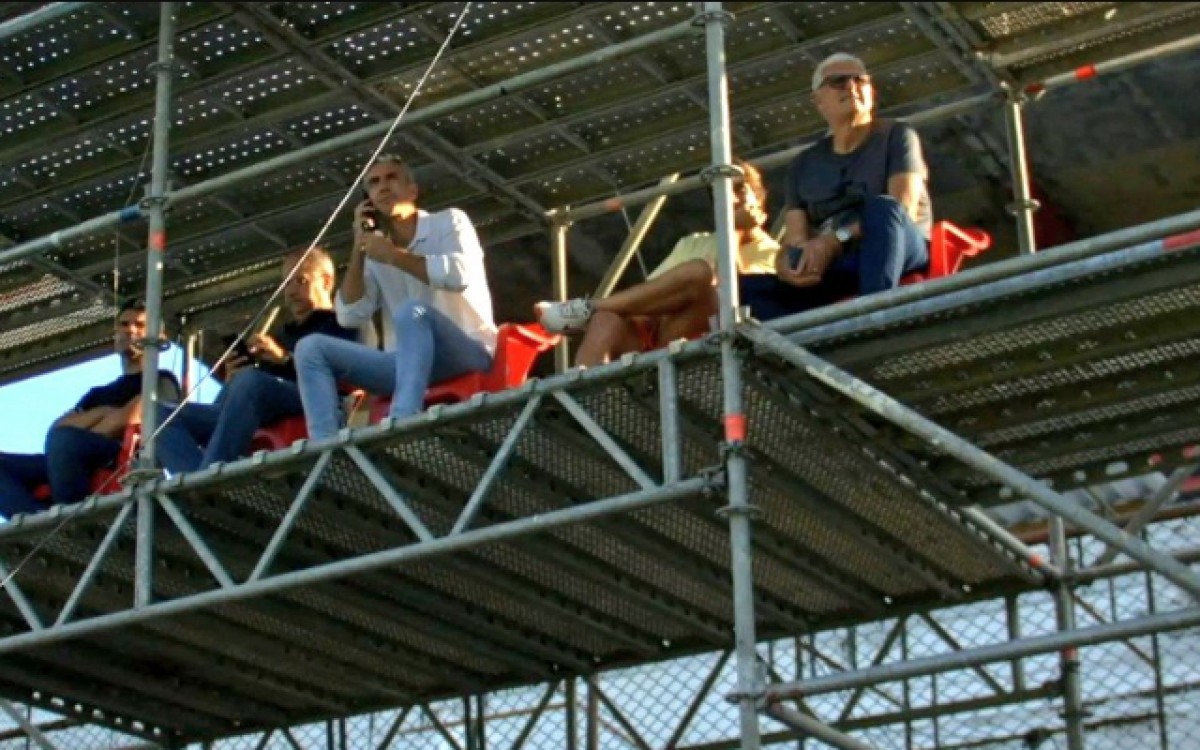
[1006,196,1041,217]
[122,466,165,487]
[137,192,171,214]
[698,465,727,498]
[724,659,769,709]
[146,57,181,76]
[699,161,744,186]
[133,336,171,353]
[691,6,734,29]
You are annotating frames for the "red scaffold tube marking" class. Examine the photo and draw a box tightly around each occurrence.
[724,414,746,443]
[150,231,166,252]
[1023,82,1046,97]
[1074,64,1097,81]
[1163,229,1200,252]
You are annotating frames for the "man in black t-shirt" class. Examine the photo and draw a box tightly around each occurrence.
[740,52,933,320]
[155,248,358,473]
[0,298,180,519]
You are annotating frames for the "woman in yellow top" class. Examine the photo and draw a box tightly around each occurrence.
[535,159,778,368]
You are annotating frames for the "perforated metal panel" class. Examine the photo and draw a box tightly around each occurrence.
[2,1,1198,382]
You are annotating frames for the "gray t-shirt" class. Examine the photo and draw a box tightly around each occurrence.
[784,119,932,239]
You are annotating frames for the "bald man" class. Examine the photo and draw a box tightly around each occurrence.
[156,248,360,473]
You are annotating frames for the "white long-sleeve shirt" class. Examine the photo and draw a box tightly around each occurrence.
[335,207,498,354]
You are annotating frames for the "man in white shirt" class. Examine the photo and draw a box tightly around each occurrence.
[294,154,497,438]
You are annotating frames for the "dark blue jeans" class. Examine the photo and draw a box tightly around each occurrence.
[0,426,122,520]
[156,368,305,474]
[741,194,929,322]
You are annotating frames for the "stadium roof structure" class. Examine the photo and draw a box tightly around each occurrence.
[0,1,1199,383]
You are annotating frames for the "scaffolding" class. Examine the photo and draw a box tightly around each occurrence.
[1,3,1200,749]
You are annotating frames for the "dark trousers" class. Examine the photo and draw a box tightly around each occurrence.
[0,426,122,519]
[740,194,929,322]
[156,368,304,474]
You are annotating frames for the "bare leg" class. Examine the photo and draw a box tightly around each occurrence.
[657,285,718,345]
[575,310,645,368]
[594,260,714,318]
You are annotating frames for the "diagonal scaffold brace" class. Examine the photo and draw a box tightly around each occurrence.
[739,322,1200,602]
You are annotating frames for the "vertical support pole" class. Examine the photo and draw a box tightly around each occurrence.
[658,357,682,484]
[134,0,176,610]
[586,675,599,750]
[477,694,486,750]
[565,678,578,750]
[551,220,571,373]
[182,323,197,395]
[901,623,913,750]
[1006,594,1027,694]
[138,1,177,466]
[463,696,477,750]
[1050,518,1087,750]
[701,4,761,750]
[1145,567,1169,750]
[1002,89,1039,255]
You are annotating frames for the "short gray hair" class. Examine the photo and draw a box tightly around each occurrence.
[811,52,867,92]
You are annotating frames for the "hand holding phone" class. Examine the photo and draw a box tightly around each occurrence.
[354,199,380,234]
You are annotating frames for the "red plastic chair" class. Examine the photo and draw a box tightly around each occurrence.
[369,322,560,422]
[899,220,992,285]
[249,389,366,453]
[31,421,142,503]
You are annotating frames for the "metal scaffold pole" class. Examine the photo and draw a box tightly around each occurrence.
[1003,88,1039,255]
[551,220,571,373]
[1050,518,1087,750]
[0,2,88,42]
[133,0,177,609]
[700,3,762,749]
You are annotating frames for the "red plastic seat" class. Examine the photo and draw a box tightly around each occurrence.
[31,421,142,504]
[249,389,367,453]
[248,323,559,449]
[899,220,992,285]
[369,322,560,422]
[248,414,310,453]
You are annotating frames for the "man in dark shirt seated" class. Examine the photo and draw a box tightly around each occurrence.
[740,52,933,320]
[0,298,181,519]
[156,247,358,473]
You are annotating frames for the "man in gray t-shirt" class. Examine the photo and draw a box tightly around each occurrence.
[740,52,933,321]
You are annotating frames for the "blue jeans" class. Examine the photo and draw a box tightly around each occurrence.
[0,427,122,519]
[155,368,305,474]
[0,452,49,519]
[741,194,929,321]
[295,300,492,439]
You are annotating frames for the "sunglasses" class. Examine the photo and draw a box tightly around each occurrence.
[818,73,871,91]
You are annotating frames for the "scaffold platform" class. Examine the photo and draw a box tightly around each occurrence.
[1,227,1197,746]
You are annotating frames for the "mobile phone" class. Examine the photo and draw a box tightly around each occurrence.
[360,206,380,233]
[221,335,255,364]
[787,245,804,270]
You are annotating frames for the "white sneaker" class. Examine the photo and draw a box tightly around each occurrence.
[534,298,593,334]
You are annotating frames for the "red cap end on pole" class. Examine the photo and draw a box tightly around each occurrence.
[1074,64,1098,81]
[724,414,746,443]
[1163,229,1200,252]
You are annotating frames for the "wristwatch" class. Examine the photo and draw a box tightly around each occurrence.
[834,226,853,246]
